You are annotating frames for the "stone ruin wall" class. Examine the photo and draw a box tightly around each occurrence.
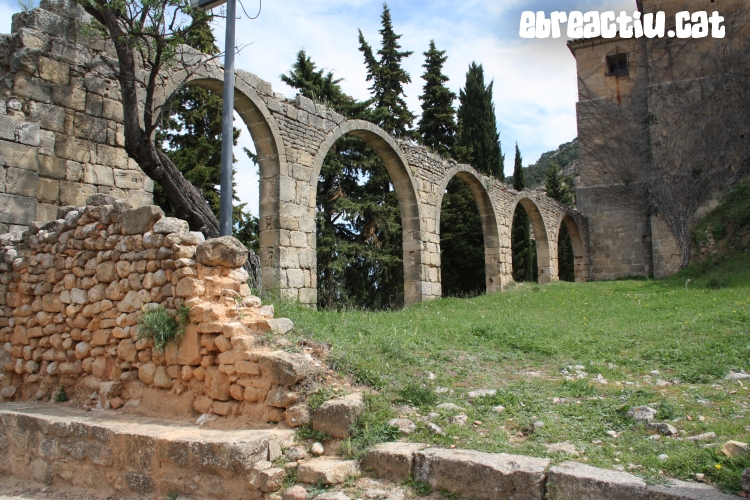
[0,0,152,234]
[0,194,316,427]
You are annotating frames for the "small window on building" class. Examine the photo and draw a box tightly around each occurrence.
[605,49,628,77]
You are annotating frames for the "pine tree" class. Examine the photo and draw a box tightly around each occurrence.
[511,144,535,282]
[418,40,456,157]
[282,47,404,309]
[154,13,257,249]
[545,162,576,281]
[358,3,416,137]
[440,178,485,296]
[456,62,504,179]
[545,162,575,206]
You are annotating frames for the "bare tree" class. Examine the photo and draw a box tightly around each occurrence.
[74,0,224,235]
[577,3,750,268]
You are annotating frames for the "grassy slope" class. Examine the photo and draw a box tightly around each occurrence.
[278,254,750,492]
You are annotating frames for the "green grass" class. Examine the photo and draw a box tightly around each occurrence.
[278,253,750,493]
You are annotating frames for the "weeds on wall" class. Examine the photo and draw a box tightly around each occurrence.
[137,305,191,352]
[54,386,68,403]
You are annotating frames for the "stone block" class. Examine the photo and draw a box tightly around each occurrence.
[119,205,164,234]
[38,56,69,84]
[83,164,114,186]
[59,181,96,206]
[16,27,49,51]
[296,459,360,485]
[39,155,66,179]
[258,351,312,386]
[311,394,364,439]
[204,366,230,401]
[96,144,128,169]
[414,448,549,500]
[0,140,38,171]
[36,178,59,204]
[29,101,67,133]
[14,75,52,103]
[194,236,249,268]
[74,113,109,143]
[55,136,91,163]
[102,98,124,122]
[36,203,57,222]
[362,442,427,482]
[646,479,738,499]
[547,461,647,500]
[16,122,40,146]
[6,168,37,197]
[164,324,202,365]
[52,85,86,111]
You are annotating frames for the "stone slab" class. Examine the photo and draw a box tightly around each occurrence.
[414,447,550,500]
[647,479,739,500]
[362,442,427,482]
[547,461,647,500]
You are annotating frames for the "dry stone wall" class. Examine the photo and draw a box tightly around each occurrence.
[0,194,314,427]
[0,0,589,307]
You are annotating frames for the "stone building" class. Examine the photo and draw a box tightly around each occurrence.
[569,0,748,279]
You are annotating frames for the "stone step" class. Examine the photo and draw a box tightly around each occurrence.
[364,442,738,500]
[296,458,360,485]
[0,402,295,499]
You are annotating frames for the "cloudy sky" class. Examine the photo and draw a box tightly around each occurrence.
[0,0,633,215]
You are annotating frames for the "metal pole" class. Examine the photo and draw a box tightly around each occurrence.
[219,0,237,236]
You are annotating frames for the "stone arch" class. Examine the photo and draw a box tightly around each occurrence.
[435,166,503,293]
[154,62,288,294]
[557,214,588,282]
[310,119,426,305]
[509,193,555,284]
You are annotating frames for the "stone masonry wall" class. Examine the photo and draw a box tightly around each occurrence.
[0,194,314,427]
[0,0,151,234]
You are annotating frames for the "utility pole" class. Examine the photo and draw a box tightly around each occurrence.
[218,0,237,236]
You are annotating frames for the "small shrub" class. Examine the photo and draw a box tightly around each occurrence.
[404,475,432,495]
[705,275,730,289]
[306,387,333,412]
[55,386,68,403]
[396,382,437,407]
[296,424,331,443]
[561,379,597,397]
[657,400,678,420]
[138,305,190,352]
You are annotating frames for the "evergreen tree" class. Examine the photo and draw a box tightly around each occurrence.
[545,162,575,206]
[545,162,576,281]
[358,3,416,137]
[154,13,257,250]
[440,179,485,296]
[282,48,403,309]
[418,40,456,157]
[456,62,504,179]
[511,144,535,282]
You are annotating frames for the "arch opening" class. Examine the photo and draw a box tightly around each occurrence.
[511,196,552,284]
[437,169,501,297]
[155,73,285,292]
[560,215,587,282]
[310,121,421,310]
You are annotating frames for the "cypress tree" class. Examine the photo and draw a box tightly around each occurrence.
[456,62,504,179]
[418,40,456,157]
[511,144,535,282]
[155,13,257,250]
[545,163,576,281]
[358,3,415,137]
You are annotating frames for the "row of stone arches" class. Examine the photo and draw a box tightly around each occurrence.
[159,53,589,306]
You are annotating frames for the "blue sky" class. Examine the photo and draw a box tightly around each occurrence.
[0,0,634,215]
